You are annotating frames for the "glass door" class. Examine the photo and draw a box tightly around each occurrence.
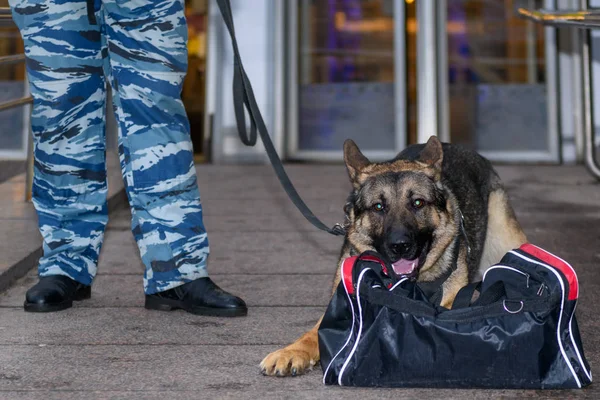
[422,0,560,162]
[287,0,408,161]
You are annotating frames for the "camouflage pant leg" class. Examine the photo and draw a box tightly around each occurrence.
[101,0,209,294]
[9,0,108,285]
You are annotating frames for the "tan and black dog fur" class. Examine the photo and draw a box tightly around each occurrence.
[260,136,527,377]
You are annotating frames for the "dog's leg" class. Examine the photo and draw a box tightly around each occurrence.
[260,244,350,377]
[260,316,323,377]
[477,189,527,278]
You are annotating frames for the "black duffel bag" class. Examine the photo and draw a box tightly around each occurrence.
[318,244,592,389]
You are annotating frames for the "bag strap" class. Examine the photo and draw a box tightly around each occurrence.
[472,281,506,307]
[451,282,481,309]
[452,281,507,309]
[351,252,394,287]
[215,0,345,237]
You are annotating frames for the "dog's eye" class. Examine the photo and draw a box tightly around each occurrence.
[412,199,425,209]
[373,203,384,212]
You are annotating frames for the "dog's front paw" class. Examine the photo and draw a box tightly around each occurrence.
[260,348,316,377]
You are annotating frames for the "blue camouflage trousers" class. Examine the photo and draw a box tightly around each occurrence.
[9,0,210,294]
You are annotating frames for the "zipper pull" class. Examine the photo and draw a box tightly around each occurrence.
[536,284,545,296]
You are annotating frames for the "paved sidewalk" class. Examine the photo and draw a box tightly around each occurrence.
[0,164,599,399]
[0,161,25,184]
[0,154,126,293]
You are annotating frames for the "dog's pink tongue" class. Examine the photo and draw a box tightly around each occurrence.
[391,259,418,276]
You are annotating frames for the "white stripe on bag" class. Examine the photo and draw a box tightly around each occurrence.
[322,262,358,384]
[510,251,582,388]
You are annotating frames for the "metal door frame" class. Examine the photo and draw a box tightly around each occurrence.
[416,0,450,144]
[285,0,407,162]
[419,0,561,163]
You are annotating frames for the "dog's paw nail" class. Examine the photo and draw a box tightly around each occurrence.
[275,370,283,377]
[260,368,267,376]
[291,368,297,376]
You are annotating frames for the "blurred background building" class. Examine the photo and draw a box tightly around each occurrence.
[2,0,600,171]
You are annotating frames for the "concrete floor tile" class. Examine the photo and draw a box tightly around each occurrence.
[0,307,322,347]
[0,273,333,308]
[2,164,600,398]
[0,344,590,398]
[97,229,342,276]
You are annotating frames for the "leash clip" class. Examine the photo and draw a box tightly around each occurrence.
[331,223,347,236]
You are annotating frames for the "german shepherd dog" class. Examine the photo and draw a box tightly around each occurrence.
[260,136,527,377]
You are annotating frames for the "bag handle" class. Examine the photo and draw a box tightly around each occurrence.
[451,282,481,309]
[215,0,346,237]
[452,281,507,309]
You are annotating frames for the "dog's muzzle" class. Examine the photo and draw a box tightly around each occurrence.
[384,230,430,277]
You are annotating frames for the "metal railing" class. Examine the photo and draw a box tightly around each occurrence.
[0,7,33,200]
[518,7,600,180]
[518,8,600,29]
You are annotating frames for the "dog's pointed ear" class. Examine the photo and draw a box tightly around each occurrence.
[419,136,443,177]
[343,139,370,183]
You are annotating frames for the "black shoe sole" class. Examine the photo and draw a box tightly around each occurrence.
[23,286,92,313]
[144,296,248,317]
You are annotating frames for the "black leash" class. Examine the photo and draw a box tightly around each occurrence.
[215,0,345,237]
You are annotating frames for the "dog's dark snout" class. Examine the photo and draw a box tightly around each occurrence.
[387,230,413,258]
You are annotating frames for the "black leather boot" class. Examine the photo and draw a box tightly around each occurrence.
[24,275,91,313]
[145,277,247,317]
